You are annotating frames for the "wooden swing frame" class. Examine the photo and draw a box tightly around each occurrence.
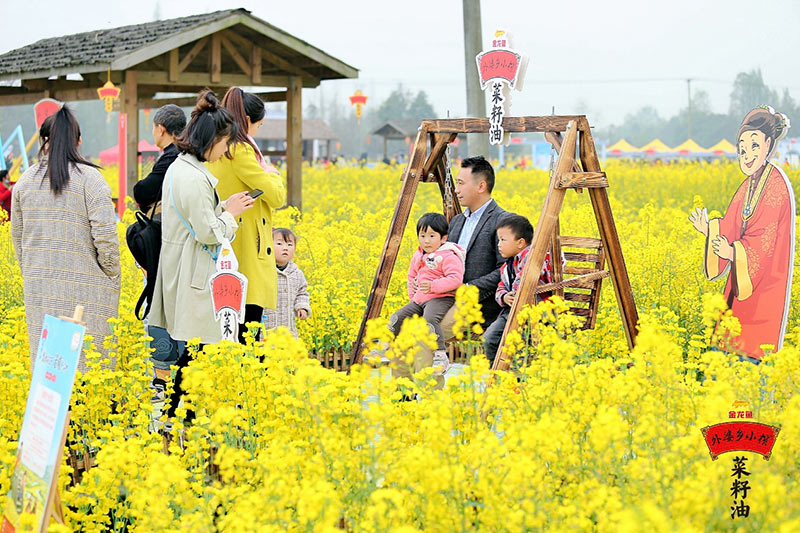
[350,116,639,370]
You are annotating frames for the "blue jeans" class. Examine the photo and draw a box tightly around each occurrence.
[483,309,509,366]
[149,325,185,371]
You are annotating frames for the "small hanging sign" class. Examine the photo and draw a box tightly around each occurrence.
[475,30,529,146]
[210,239,248,342]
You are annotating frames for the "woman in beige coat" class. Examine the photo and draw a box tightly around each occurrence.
[147,90,253,418]
[11,107,120,373]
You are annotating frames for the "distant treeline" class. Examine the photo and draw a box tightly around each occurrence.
[600,69,799,146]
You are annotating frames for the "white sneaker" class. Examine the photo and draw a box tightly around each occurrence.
[433,350,450,375]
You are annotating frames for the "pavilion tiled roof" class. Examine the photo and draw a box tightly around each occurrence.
[0,10,235,77]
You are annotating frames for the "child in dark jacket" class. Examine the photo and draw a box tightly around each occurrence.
[483,213,560,365]
[389,213,465,374]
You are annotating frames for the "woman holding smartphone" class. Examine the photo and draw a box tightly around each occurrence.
[149,90,254,418]
[207,87,285,344]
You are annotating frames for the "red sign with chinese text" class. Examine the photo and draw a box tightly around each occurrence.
[477,49,522,90]
[211,272,245,315]
[701,422,780,460]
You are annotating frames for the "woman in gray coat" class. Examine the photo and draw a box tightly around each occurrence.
[12,107,120,373]
[147,90,254,418]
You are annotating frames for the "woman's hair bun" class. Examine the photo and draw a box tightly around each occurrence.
[195,89,220,112]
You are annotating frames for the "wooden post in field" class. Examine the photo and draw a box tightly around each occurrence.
[123,70,138,207]
[287,76,303,210]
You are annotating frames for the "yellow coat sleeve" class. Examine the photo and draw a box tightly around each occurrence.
[230,144,286,209]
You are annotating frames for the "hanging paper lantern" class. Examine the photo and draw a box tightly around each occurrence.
[97,80,120,113]
[143,108,152,126]
[349,90,368,124]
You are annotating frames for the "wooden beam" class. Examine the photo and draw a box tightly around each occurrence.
[220,33,252,76]
[557,171,608,189]
[421,116,587,134]
[52,87,100,102]
[493,120,579,372]
[421,133,454,179]
[123,70,138,203]
[140,90,286,108]
[168,48,179,82]
[0,76,112,103]
[236,16,358,79]
[210,33,222,83]
[250,45,262,84]
[0,91,47,106]
[136,70,315,88]
[551,218,564,299]
[223,30,315,81]
[286,76,302,209]
[262,90,287,102]
[177,37,208,73]
[111,14,244,71]
[0,65,112,84]
[351,127,430,365]
[579,118,639,348]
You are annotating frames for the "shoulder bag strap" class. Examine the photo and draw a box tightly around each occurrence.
[168,167,220,261]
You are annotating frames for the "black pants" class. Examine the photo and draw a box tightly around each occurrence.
[237,304,264,345]
[166,343,203,420]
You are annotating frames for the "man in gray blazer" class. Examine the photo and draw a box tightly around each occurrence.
[424,156,505,341]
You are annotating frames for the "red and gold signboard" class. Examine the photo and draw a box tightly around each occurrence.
[700,422,781,460]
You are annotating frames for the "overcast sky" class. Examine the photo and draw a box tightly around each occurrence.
[2,0,799,128]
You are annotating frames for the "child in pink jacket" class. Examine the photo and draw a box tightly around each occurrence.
[389,212,465,374]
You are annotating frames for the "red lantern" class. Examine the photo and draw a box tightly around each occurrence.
[349,90,368,124]
[97,80,120,113]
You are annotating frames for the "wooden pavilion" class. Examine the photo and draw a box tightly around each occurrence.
[0,8,357,210]
[372,120,421,161]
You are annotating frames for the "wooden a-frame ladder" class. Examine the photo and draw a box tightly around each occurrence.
[350,116,639,370]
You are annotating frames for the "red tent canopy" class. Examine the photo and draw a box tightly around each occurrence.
[99,140,160,165]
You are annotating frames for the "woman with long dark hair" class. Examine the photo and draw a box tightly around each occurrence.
[147,90,254,418]
[207,87,285,344]
[11,106,120,372]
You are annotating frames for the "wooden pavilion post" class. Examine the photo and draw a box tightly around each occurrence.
[122,70,138,202]
[286,75,303,209]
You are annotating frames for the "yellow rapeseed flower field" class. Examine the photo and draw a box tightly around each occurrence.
[0,160,798,531]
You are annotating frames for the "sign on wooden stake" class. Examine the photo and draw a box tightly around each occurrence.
[210,239,248,341]
[475,30,529,145]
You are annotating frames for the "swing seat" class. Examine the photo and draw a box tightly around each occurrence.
[534,236,608,330]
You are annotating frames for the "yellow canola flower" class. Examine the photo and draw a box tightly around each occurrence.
[0,161,796,530]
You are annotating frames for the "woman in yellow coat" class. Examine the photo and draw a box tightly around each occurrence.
[207,87,286,343]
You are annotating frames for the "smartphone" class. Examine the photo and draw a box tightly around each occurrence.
[248,189,264,199]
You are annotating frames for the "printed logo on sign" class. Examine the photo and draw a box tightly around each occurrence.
[474,30,529,146]
[700,401,780,520]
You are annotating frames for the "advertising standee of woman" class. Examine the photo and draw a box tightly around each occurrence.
[689,106,794,359]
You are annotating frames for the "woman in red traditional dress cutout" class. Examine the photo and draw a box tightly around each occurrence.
[689,106,794,360]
